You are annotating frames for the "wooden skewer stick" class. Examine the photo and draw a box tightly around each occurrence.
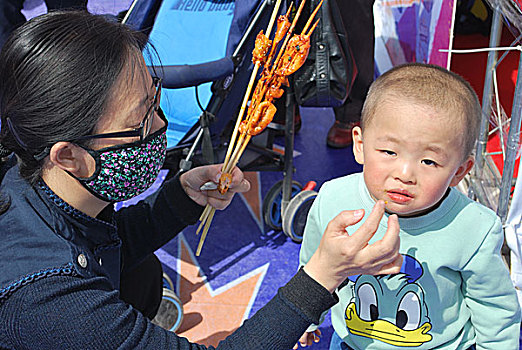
[263,4,293,70]
[197,0,283,220]
[197,132,249,243]
[246,2,305,118]
[222,0,325,191]
[226,135,252,175]
[305,18,320,37]
[243,2,301,128]
[196,205,212,235]
[266,0,307,76]
[302,0,323,34]
[196,208,215,256]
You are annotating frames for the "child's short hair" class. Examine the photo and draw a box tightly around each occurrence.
[361,63,481,158]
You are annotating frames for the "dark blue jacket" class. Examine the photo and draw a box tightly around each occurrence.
[0,164,337,349]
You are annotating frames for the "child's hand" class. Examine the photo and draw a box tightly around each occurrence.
[292,329,321,349]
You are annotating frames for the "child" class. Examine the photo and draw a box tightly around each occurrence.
[298,63,521,349]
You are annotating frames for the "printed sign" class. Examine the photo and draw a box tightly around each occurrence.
[374,0,456,75]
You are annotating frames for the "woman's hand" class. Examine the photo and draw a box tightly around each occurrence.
[304,200,402,293]
[180,164,250,210]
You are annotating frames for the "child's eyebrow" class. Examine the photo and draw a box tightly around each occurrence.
[425,145,445,154]
[376,135,400,143]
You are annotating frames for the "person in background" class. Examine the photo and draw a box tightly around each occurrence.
[326,0,375,148]
[0,11,402,349]
[0,0,88,48]
[298,63,520,349]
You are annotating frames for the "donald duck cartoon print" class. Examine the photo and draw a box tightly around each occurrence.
[344,255,433,347]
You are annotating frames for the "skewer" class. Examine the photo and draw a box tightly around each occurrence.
[196,0,323,256]
[223,67,259,167]
[195,0,284,255]
[302,0,323,34]
[266,0,307,74]
[243,0,307,118]
[223,0,283,168]
[263,4,293,70]
[306,19,320,37]
[196,205,212,235]
[196,130,249,241]
[226,0,324,180]
[196,209,215,256]
[227,135,251,174]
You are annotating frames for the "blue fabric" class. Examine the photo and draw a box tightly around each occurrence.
[329,332,352,350]
[330,332,478,350]
[225,0,261,56]
[0,165,123,294]
[144,0,236,148]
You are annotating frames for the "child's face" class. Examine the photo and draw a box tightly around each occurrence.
[352,98,474,216]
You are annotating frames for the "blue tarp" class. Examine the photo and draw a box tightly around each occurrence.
[144,0,236,148]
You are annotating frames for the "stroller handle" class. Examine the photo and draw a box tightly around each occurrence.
[149,57,235,89]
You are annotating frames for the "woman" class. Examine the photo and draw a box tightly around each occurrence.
[0,11,401,349]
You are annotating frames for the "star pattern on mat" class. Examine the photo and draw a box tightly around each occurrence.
[174,235,268,347]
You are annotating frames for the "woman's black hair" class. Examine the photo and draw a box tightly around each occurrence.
[0,10,149,213]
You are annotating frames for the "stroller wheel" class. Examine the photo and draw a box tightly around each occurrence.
[262,180,302,230]
[162,273,174,291]
[152,288,184,333]
[282,190,318,243]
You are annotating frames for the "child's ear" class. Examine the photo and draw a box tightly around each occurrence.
[352,126,364,165]
[450,155,475,186]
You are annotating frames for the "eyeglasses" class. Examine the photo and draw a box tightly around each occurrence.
[74,77,162,143]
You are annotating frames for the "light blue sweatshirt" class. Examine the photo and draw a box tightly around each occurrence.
[300,173,521,349]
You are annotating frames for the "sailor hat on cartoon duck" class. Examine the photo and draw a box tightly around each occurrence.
[344,255,433,347]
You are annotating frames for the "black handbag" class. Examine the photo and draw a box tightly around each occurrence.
[293,0,357,108]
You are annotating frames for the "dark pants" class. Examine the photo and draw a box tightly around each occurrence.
[0,0,87,48]
[332,0,375,124]
[119,253,164,320]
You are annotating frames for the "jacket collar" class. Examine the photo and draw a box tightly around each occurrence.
[3,165,119,248]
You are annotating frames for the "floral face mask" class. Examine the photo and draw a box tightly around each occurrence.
[72,125,167,203]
